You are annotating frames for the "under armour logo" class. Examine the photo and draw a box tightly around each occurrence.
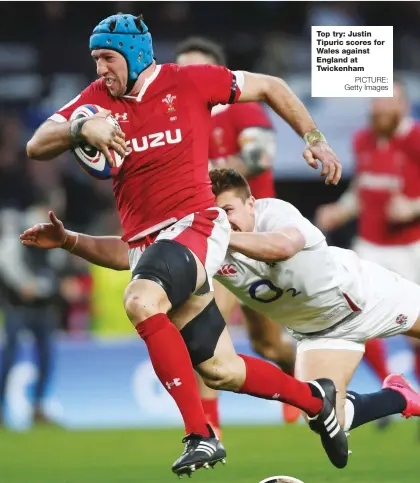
[114,112,128,121]
[165,378,182,390]
[272,393,280,400]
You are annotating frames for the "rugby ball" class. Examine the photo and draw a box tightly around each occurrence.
[69,104,124,180]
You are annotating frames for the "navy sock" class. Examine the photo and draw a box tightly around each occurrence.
[346,389,406,430]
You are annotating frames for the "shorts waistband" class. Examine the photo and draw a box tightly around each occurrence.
[128,222,177,249]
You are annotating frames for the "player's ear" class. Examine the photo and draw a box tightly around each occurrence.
[247,195,256,213]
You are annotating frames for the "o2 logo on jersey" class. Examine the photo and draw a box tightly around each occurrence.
[126,129,182,153]
[249,279,301,304]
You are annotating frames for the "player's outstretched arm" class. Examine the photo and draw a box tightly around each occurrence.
[229,227,305,263]
[20,211,130,271]
[237,71,341,185]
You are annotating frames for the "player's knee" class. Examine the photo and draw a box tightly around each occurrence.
[200,356,243,391]
[131,239,199,312]
[124,281,169,324]
[201,366,238,391]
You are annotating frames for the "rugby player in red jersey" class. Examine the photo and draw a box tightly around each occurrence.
[26,13,343,475]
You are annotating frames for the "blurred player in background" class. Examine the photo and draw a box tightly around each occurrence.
[316,80,420,405]
[176,37,299,435]
[26,13,343,475]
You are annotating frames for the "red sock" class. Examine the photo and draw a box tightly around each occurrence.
[136,314,209,436]
[238,355,322,416]
[364,339,389,382]
[201,398,220,430]
[414,346,420,385]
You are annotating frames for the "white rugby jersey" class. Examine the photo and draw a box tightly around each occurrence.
[214,198,368,334]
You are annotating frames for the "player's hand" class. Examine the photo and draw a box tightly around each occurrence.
[81,110,128,166]
[387,194,419,223]
[20,211,67,249]
[314,203,344,232]
[303,141,342,185]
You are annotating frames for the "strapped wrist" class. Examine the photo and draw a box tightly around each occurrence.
[69,118,88,147]
[62,230,79,252]
[303,129,326,146]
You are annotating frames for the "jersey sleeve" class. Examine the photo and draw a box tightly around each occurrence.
[48,81,103,123]
[256,199,325,248]
[232,103,273,132]
[181,64,244,107]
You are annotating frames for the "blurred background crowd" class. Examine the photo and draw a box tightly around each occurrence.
[1,1,420,429]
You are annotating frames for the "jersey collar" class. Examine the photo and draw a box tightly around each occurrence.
[122,64,162,102]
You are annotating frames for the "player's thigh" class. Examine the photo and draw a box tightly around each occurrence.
[354,238,417,281]
[295,344,363,427]
[158,208,231,295]
[125,214,224,322]
[403,316,420,340]
[241,305,294,362]
[170,292,231,371]
[213,279,238,322]
[170,292,214,331]
[171,293,245,390]
[408,336,420,347]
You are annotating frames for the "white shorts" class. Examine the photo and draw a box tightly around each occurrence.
[353,237,420,284]
[297,260,420,353]
[128,208,230,292]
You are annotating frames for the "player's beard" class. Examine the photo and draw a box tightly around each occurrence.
[371,112,401,138]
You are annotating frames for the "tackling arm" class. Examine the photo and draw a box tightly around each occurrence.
[63,232,130,271]
[228,227,305,263]
[20,211,130,271]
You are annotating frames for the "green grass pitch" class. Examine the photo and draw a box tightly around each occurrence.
[0,422,417,483]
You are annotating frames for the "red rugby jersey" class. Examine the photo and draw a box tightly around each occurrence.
[353,119,420,245]
[208,102,276,199]
[51,63,242,242]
